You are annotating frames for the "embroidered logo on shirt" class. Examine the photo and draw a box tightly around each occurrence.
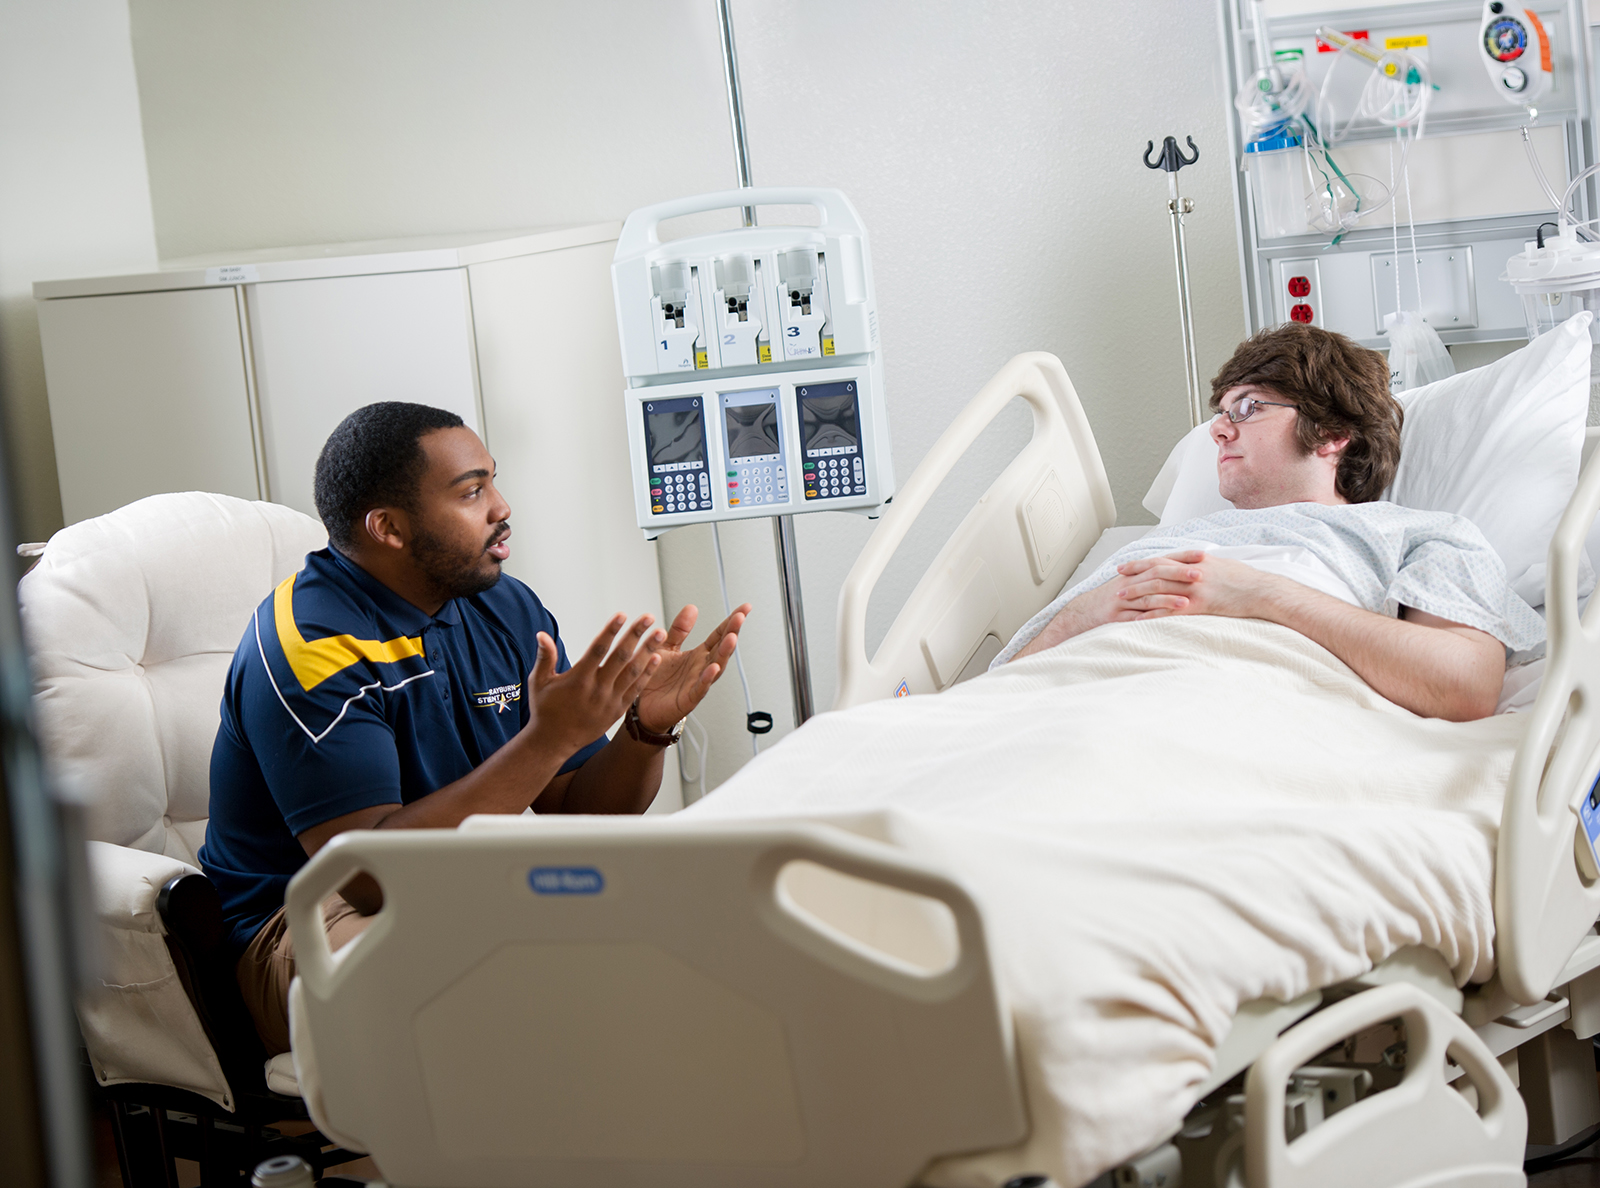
[474,682,523,713]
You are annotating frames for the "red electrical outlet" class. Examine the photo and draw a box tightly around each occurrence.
[1287,275,1311,298]
[1290,303,1314,323]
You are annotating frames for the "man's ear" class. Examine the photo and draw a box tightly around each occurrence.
[362,506,410,552]
[1315,436,1350,461]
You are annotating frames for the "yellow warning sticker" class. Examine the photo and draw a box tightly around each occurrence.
[821,337,836,356]
[694,349,708,369]
[1384,34,1427,49]
[758,343,772,364]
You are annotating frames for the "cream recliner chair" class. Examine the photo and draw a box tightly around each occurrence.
[19,491,356,1184]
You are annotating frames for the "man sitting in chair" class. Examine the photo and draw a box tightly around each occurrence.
[1005,322,1544,719]
[200,402,749,1055]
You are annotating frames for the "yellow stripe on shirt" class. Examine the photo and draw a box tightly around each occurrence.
[273,574,425,692]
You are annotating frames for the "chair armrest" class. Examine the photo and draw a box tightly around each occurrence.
[78,841,235,1109]
[86,840,197,934]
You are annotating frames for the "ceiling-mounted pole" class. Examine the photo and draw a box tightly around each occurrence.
[717,0,757,227]
[716,0,815,726]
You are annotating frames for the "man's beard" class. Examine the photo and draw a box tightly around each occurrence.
[410,521,508,601]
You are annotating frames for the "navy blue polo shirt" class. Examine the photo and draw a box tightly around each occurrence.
[200,547,606,956]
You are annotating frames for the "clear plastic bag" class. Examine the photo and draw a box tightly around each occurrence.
[1383,310,1455,392]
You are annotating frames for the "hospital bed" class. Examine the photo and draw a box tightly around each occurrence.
[286,352,1600,1188]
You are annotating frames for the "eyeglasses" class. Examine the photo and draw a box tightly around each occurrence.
[1215,396,1296,424]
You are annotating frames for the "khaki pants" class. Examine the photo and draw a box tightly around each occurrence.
[236,895,373,1056]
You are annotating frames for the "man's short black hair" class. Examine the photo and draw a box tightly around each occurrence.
[313,402,466,549]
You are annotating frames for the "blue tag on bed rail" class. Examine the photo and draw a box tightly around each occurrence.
[528,866,604,895]
[1576,775,1600,880]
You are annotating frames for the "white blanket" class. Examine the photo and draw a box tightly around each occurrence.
[681,616,1528,1187]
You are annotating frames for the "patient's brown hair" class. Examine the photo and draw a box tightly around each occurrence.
[1209,322,1402,504]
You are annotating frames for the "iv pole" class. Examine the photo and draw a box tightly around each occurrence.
[717,0,815,725]
[1144,134,1205,427]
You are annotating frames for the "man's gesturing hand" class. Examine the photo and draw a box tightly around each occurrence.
[527,613,662,754]
[634,603,750,734]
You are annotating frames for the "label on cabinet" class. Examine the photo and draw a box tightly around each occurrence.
[205,264,260,285]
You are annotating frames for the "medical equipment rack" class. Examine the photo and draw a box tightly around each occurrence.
[1219,0,1598,348]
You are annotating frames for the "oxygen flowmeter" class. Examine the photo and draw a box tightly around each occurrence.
[1480,0,1553,105]
[612,187,894,539]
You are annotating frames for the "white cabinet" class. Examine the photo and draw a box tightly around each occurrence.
[36,286,262,522]
[247,268,483,518]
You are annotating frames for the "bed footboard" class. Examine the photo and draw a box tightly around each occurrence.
[834,352,1115,709]
[1498,441,1600,1004]
[284,818,1026,1188]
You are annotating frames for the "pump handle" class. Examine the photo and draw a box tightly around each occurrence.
[615,186,866,257]
[1143,136,1199,173]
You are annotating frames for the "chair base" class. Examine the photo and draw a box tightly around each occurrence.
[98,1077,363,1187]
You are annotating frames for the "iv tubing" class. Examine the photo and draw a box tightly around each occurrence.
[1405,136,1423,309]
[1317,26,1383,68]
[711,522,761,757]
[1390,138,1402,316]
[1525,128,1597,241]
[1249,0,1280,87]
[1560,161,1600,236]
[676,712,709,801]
[1524,127,1567,211]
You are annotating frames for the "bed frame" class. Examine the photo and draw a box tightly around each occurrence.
[286,353,1600,1187]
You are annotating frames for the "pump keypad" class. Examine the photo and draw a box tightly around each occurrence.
[728,464,787,506]
[650,467,712,515]
[803,454,866,501]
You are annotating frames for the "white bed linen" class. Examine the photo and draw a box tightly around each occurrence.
[682,615,1525,1187]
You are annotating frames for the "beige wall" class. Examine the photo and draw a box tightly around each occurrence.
[127,2,737,259]
[118,0,1246,787]
[0,0,158,543]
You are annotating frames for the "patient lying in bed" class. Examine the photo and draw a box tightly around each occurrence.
[1001,322,1544,720]
[685,324,1549,1185]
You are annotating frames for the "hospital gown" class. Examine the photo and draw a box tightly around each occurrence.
[993,500,1546,666]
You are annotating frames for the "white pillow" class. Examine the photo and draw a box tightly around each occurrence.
[1142,422,1231,526]
[1141,313,1594,605]
[1389,313,1592,605]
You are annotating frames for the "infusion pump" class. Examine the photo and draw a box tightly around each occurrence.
[611,187,893,538]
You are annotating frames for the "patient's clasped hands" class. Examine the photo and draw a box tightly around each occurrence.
[1014,550,1281,660]
[1109,550,1275,619]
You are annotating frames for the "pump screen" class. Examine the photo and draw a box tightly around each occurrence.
[643,396,712,516]
[644,398,706,471]
[725,402,781,459]
[799,381,861,457]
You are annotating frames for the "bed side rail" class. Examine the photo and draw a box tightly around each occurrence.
[1245,983,1525,1188]
[834,351,1115,710]
[1497,434,1600,1004]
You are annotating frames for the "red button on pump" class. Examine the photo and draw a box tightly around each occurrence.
[1287,275,1311,298]
[1290,303,1314,323]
